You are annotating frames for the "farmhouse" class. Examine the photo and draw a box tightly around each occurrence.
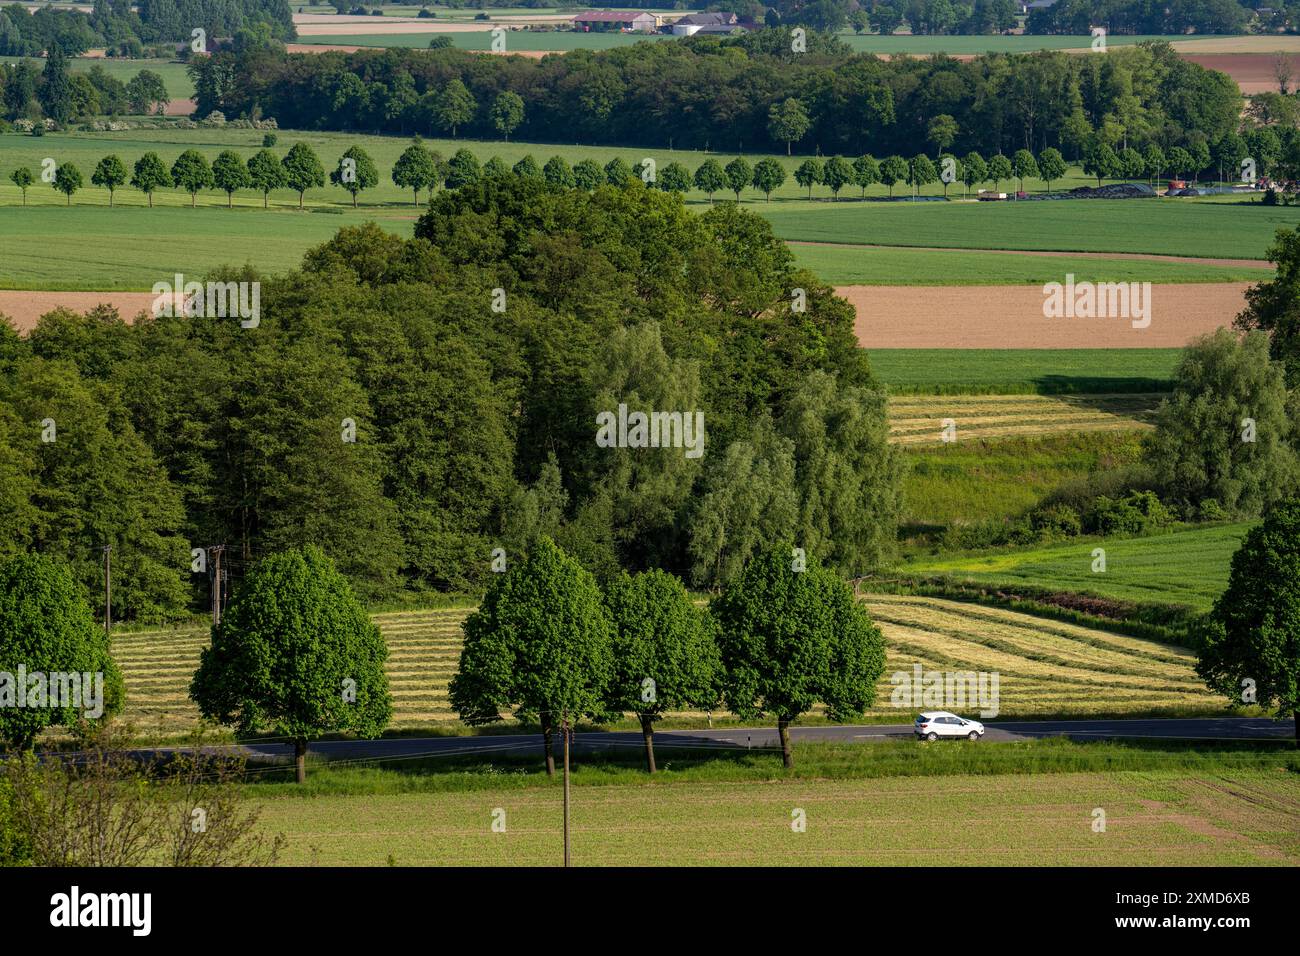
[669,12,739,35]
[572,10,660,32]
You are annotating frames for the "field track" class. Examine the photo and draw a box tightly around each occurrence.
[110,594,1222,738]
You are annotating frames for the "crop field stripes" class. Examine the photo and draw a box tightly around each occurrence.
[887,394,1160,444]
[109,592,1227,738]
[861,595,1217,716]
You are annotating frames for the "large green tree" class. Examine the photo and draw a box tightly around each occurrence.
[211,149,251,207]
[330,145,379,207]
[171,149,214,207]
[246,148,286,208]
[603,568,720,772]
[391,138,436,206]
[1146,329,1298,516]
[131,151,171,207]
[90,155,126,206]
[711,545,886,767]
[449,538,613,775]
[281,142,325,209]
[1197,498,1300,745]
[0,553,124,749]
[190,547,391,783]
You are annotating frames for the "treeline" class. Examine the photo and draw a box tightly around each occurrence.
[1026,0,1253,35]
[0,175,897,620]
[189,35,1241,158]
[0,0,294,57]
[1,52,169,124]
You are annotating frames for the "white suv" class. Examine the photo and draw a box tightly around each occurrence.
[915,711,984,741]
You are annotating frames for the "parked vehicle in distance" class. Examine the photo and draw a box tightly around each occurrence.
[915,711,985,741]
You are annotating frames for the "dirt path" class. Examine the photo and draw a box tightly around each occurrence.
[790,241,1272,271]
[837,282,1250,349]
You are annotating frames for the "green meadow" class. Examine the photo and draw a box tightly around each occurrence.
[866,348,1182,393]
[902,522,1253,611]
[0,56,195,99]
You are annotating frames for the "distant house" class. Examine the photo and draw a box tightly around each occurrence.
[669,12,738,36]
[572,10,660,32]
[1019,0,1059,11]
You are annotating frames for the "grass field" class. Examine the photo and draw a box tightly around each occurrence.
[900,431,1145,528]
[790,243,1264,286]
[763,198,1285,260]
[903,523,1252,611]
[110,587,1231,739]
[251,765,1300,865]
[867,349,1182,393]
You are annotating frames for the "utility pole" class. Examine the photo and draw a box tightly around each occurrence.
[562,710,571,868]
[102,544,111,640]
[209,544,226,626]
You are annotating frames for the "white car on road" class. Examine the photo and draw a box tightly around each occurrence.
[915,711,985,741]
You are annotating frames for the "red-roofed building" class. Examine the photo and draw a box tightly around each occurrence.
[572,10,660,32]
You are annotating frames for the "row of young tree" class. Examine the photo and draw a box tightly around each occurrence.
[0,174,895,621]
[187,36,1241,160]
[1,50,170,124]
[8,143,338,208]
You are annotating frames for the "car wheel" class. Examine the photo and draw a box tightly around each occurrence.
[926,732,938,742]
[968,731,980,741]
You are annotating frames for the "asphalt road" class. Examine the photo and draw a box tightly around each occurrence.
[233,717,1294,764]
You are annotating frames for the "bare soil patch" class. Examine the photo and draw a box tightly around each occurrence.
[0,292,156,334]
[165,98,196,116]
[1178,52,1300,94]
[838,282,1250,348]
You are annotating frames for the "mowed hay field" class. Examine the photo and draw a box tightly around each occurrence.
[255,768,1300,865]
[888,393,1158,444]
[111,593,1225,738]
[111,608,471,737]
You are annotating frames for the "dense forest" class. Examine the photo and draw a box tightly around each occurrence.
[0,0,294,57]
[0,177,897,620]
[189,36,1241,159]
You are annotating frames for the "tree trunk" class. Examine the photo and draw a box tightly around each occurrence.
[148,192,153,208]
[777,718,793,769]
[1294,711,1299,750]
[353,192,358,208]
[298,191,304,210]
[639,713,657,774]
[541,712,556,777]
[294,738,307,784]
[263,192,268,209]
[191,192,196,208]
[227,192,232,208]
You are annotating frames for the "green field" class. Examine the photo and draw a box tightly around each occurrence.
[0,126,1279,289]
[0,56,194,99]
[763,198,1287,260]
[867,348,1182,393]
[900,431,1145,528]
[251,765,1300,865]
[792,243,1264,285]
[903,522,1252,610]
